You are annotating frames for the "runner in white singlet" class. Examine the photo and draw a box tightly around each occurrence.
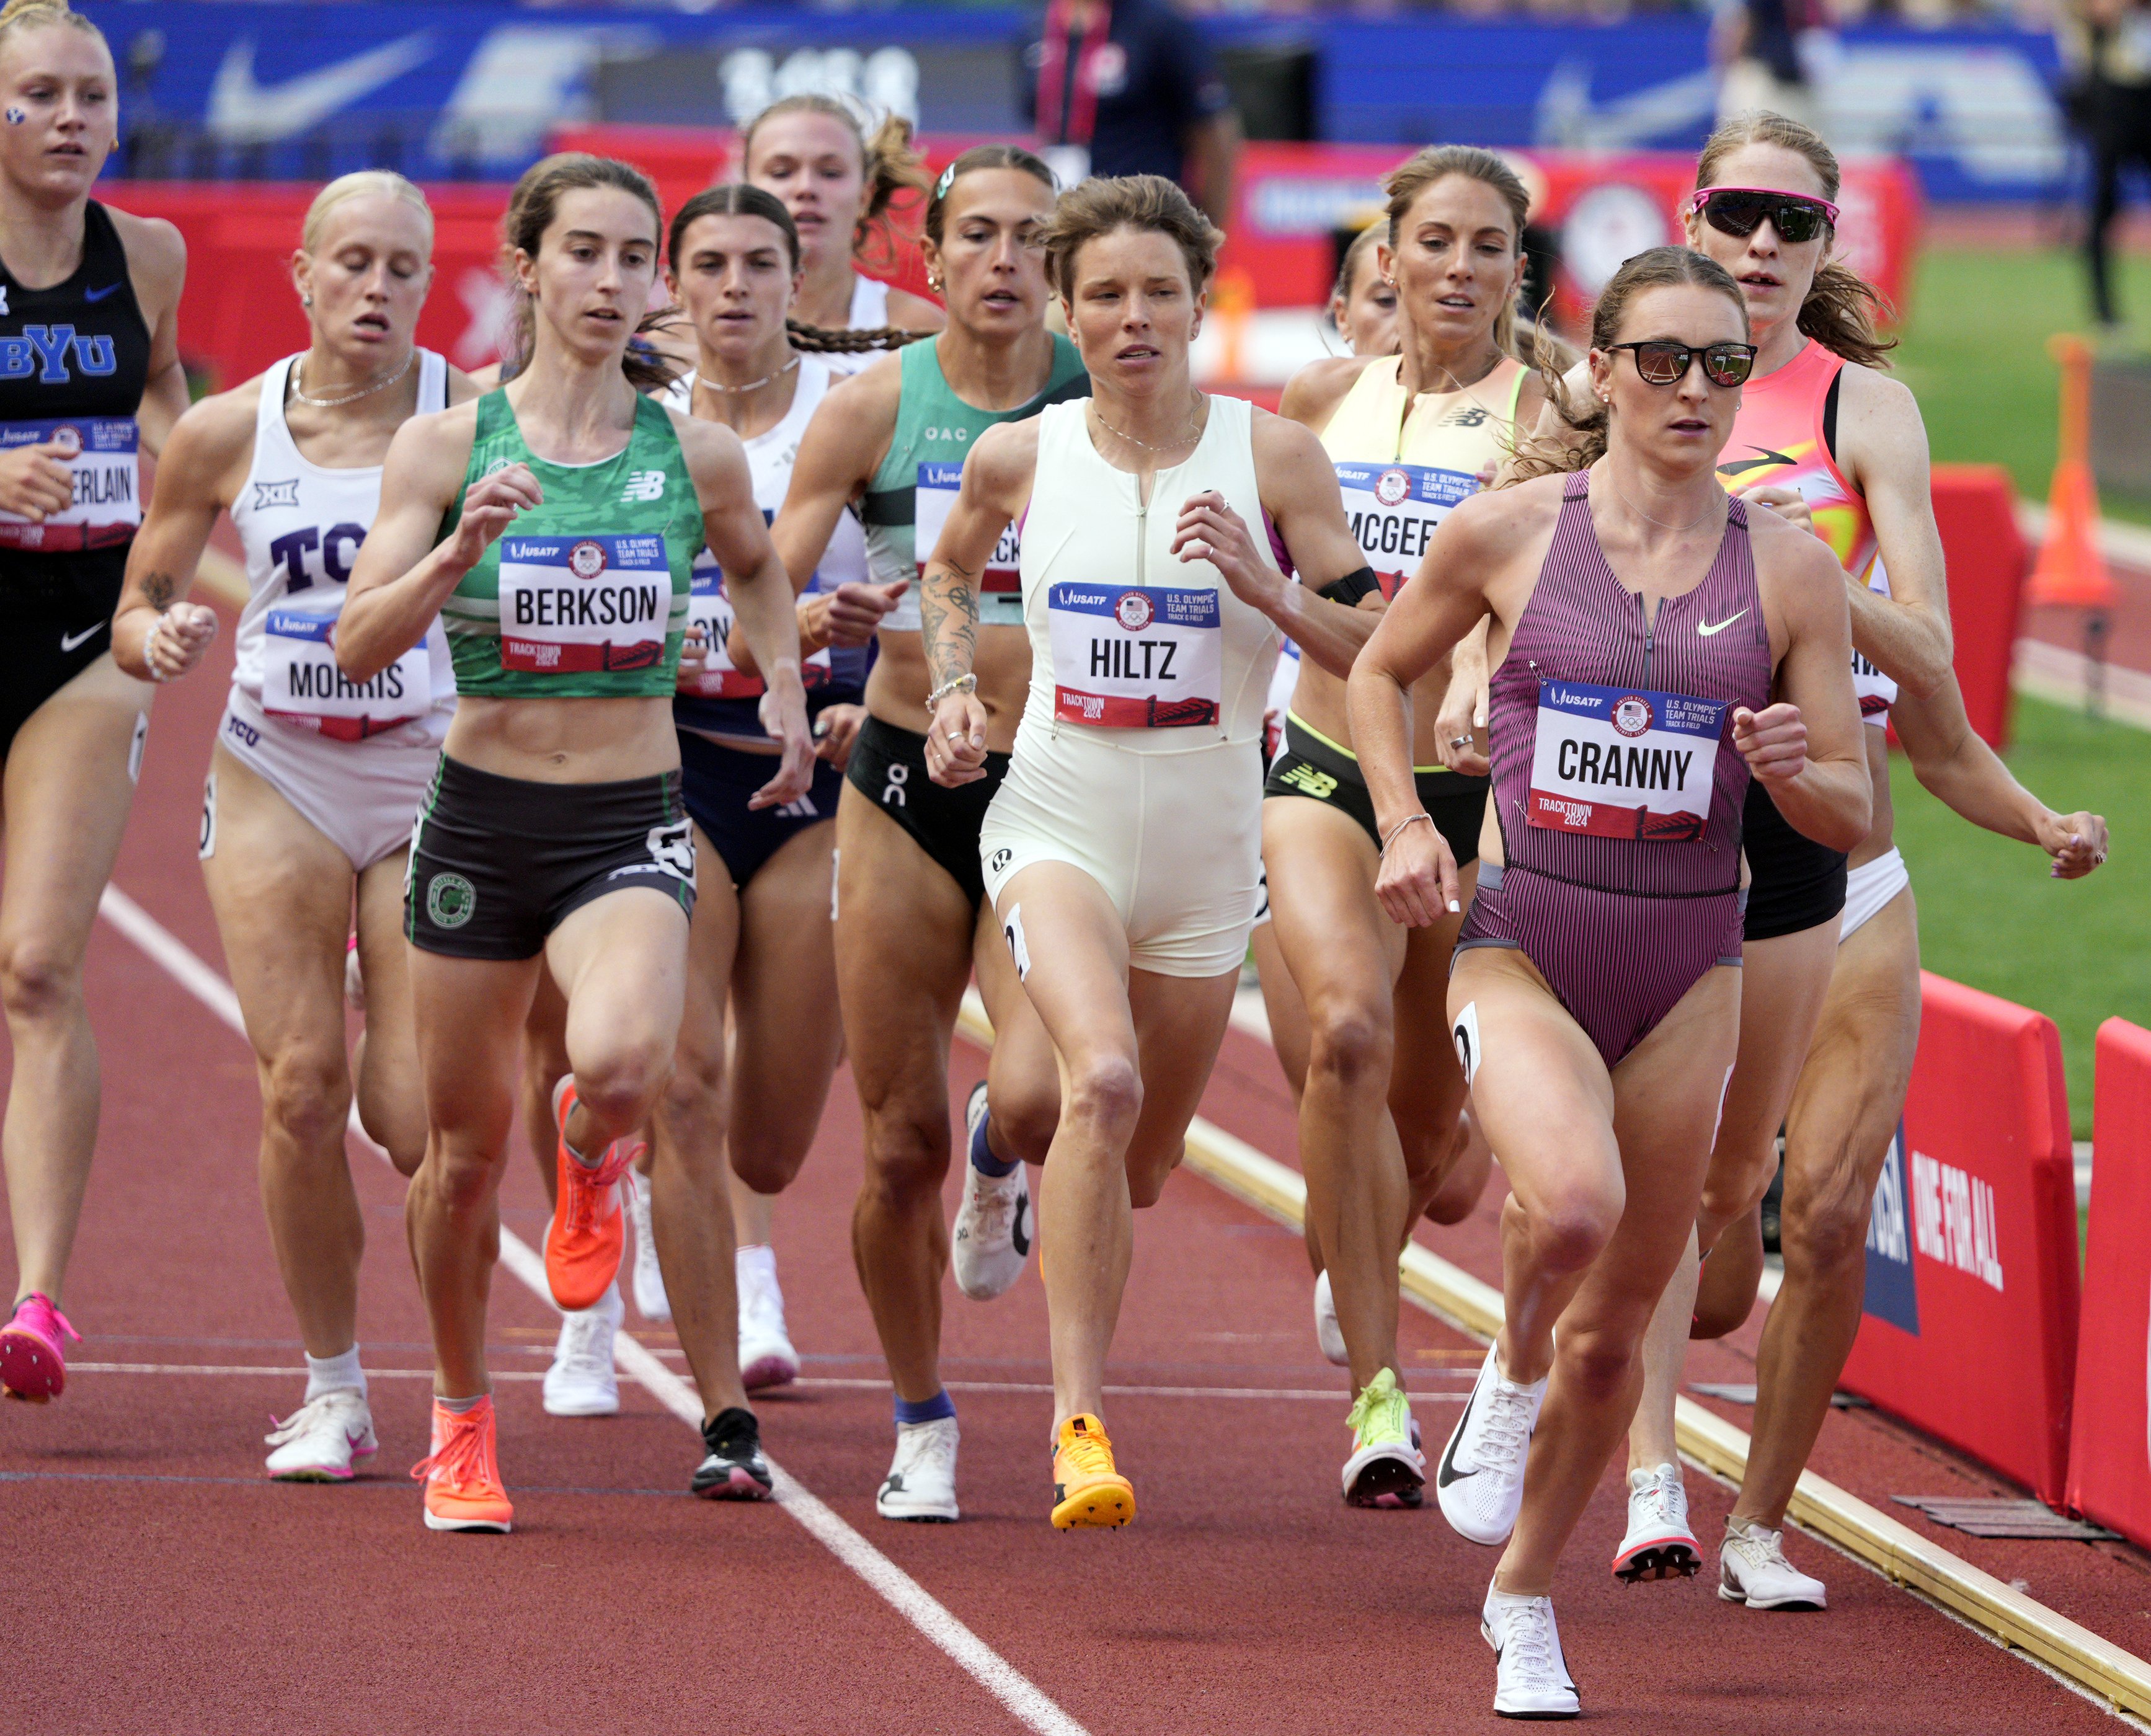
[923,175,1375,1530]
[111,174,477,1479]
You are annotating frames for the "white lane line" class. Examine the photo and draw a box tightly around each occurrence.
[99,883,1092,1736]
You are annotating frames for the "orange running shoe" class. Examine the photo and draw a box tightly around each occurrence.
[411,1395,513,1533]
[544,1076,641,1311]
[1051,1414,1135,1530]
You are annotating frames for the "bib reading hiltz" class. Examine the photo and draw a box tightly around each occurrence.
[1527,678,1728,842]
[1048,583,1222,728]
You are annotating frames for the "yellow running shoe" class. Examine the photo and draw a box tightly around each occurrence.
[1050,1414,1135,1530]
[1342,1366,1426,1508]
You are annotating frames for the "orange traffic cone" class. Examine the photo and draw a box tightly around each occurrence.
[1213,266,1256,388]
[2027,335,2119,609]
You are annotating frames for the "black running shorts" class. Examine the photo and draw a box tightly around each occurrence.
[679,727,842,891]
[1741,777,1848,942]
[406,755,696,960]
[3,560,123,764]
[1263,714,1486,867]
[843,714,1010,911]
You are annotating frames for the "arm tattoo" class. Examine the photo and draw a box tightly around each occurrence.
[141,570,175,610]
[920,557,980,693]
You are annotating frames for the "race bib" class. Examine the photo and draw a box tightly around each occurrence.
[0,416,140,551]
[1852,558,1897,722]
[1333,461,1476,599]
[915,461,1025,626]
[676,551,833,701]
[1527,678,1727,841]
[497,533,670,675]
[1049,583,1221,728]
[259,605,432,741]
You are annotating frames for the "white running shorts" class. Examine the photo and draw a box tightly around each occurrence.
[211,689,437,872]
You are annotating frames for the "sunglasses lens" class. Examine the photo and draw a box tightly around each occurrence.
[1634,343,1688,384]
[1772,202,1825,243]
[1705,345,1755,388]
[1703,192,1767,237]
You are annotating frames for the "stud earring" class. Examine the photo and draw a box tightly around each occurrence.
[301,294,313,309]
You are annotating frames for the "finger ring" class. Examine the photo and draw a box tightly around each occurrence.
[1450,734,1473,748]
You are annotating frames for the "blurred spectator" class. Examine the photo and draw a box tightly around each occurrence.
[2060,0,2151,330]
[1711,0,1837,131]
[1021,0,1241,227]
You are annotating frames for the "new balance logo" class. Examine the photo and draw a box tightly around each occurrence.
[621,469,666,503]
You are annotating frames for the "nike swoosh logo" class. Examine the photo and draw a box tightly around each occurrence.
[60,624,103,652]
[1011,1193,1031,1258]
[83,283,120,303]
[1437,1373,1481,1488]
[207,33,435,143]
[1695,610,1749,638]
[1716,449,1797,478]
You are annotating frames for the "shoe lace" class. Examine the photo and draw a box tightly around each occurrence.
[967,1170,1019,1239]
[1642,1466,1687,1526]
[901,1420,956,1476]
[562,1139,641,1234]
[557,1308,616,1374]
[1730,1522,1787,1569]
[266,1390,355,1446]
[12,1294,79,1344]
[1476,1379,1536,1465]
[1059,1420,1116,1479]
[1501,1601,1561,1685]
[1346,1371,1409,1448]
[411,1408,495,1489]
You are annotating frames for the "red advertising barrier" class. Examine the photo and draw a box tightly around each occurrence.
[1838,973,2080,1505]
[1928,463,2028,751]
[2064,1019,2151,1542]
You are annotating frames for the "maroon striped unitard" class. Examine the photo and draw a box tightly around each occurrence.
[1455,469,1774,1069]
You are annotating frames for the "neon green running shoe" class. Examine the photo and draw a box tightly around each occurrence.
[1342,1366,1425,1509]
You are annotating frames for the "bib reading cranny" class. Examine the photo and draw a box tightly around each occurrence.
[1527,678,1729,843]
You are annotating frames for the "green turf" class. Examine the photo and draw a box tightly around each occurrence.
[1894,246,2151,526]
[1889,694,2150,1138]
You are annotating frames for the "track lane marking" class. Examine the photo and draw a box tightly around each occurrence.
[99,883,1094,1736]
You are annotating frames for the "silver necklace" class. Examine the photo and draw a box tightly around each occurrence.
[290,348,414,409]
[699,353,801,396]
[1091,393,1204,454]
[1607,471,1725,533]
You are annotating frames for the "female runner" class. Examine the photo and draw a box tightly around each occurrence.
[925,174,1375,1528]
[769,145,1085,1521]
[0,0,188,1402]
[1615,113,2109,1605]
[1267,146,1545,1507]
[337,154,814,1531]
[1351,246,1871,1716]
[109,174,471,1476]
[740,94,943,355]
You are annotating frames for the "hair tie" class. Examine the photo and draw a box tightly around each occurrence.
[934,162,958,202]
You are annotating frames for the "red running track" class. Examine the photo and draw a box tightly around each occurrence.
[1,616,2139,1733]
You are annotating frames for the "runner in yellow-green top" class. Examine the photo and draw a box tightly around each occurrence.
[337,154,814,1535]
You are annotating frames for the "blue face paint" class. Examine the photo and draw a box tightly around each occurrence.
[4,109,25,126]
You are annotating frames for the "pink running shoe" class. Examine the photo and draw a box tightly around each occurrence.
[1,1293,79,1402]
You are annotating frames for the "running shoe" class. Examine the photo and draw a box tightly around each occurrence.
[1435,1342,1546,1546]
[0,1292,78,1403]
[543,1282,621,1417]
[1612,1462,1700,1583]
[691,1406,774,1501]
[1051,1414,1135,1530]
[343,933,365,1013]
[877,1416,960,1522]
[1312,1269,1349,1367]
[264,1388,377,1481]
[412,1396,513,1533]
[623,1167,672,1322]
[737,1250,798,1393]
[951,1082,1031,1301]
[544,1077,641,1311]
[1342,1367,1425,1509]
[1718,1520,1828,1610]
[1481,1582,1580,1719]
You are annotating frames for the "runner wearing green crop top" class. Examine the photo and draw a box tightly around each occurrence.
[766,146,1086,1521]
[338,155,815,1533]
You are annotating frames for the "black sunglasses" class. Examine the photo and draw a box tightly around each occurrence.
[1689,185,1839,246]
[1605,340,1757,389]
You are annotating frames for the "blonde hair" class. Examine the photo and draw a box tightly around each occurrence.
[1695,111,1894,371]
[1041,174,1223,303]
[0,0,105,53]
[740,94,930,271]
[1383,145,1532,359]
[301,170,433,255]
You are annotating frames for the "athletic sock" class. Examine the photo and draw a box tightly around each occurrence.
[437,1393,486,1415]
[894,1389,956,1428]
[969,1106,1018,1179]
[304,1345,366,1403]
[737,1243,777,1287]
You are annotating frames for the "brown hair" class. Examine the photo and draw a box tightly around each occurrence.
[1383,144,1532,359]
[1507,246,1749,482]
[0,0,105,55]
[1041,173,1222,303]
[498,153,676,393]
[740,94,930,272]
[1695,111,1894,371]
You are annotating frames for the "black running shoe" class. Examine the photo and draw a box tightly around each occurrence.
[691,1406,773,1501]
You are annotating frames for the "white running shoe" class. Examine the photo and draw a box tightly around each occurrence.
[1718,1520,1828,1610]
[1613,1462,1700,1583]
[543,1283,621,1417]
[738,1251,799,1393]
[264,1388,376,1481]
[876,1415,960,1521]
[951,1082,1031,1301]
[1481,1583,1580,1719]
[1435,1342,1547,1546]
[623,1167,672,1322]
[1312,1269,1349,1367]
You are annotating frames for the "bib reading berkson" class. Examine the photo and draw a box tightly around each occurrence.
[438,389,702,696]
